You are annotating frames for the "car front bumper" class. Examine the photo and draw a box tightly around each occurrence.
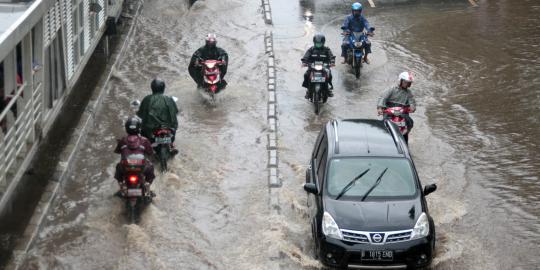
[318,236,434,269]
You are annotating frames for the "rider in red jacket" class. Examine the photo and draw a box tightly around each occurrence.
[114,117,156,196]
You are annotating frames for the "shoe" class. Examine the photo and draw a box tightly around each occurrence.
[327,90,334,97]
[363,58,370,64]
[328,83,334,90]
[171,148,179,156]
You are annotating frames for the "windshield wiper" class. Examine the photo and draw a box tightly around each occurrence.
[360,168,388,202]
[335,169,370,200]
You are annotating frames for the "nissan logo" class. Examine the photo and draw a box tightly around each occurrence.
[372,233,383,243]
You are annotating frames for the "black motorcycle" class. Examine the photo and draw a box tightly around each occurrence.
[151,127,174,172]
[306,61,332,115]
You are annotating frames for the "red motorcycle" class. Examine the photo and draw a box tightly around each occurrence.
[199,59,226,99]
[383,106,412,142]
[120,154,151,223]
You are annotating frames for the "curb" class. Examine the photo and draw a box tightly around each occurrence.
[264,30,281,212]
[261,0,272,25]
[5,1,144,269]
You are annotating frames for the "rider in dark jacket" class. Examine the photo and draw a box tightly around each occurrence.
[137,78,179,148]
[188,34,229,89]
[302,33,336,99]
[341,2,374,64]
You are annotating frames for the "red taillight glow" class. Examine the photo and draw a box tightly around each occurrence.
[129,175,138,184]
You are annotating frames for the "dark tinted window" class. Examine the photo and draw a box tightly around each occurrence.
[326,157,417,200]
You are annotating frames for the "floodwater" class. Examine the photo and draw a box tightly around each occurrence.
[7,0,540,269]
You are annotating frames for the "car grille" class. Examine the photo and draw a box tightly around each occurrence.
[341,229,413,244]
[342,230,369,243]
[386,231,412,243]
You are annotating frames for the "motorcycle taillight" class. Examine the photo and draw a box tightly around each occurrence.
[129,175,139,184]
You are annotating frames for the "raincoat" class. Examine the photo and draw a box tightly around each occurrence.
[137,93,178,138]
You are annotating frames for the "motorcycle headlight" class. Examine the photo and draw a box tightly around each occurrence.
[322,212,343,240]
[354,41,362,47]
[411,213,430,239]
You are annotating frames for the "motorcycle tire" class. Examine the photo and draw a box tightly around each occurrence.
[126,199,138,224]
[354,60,361,79]
[313,84,320,115]
[159,146,168,172]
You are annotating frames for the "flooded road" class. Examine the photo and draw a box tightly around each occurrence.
[270,0,539,269]
[11,0,540,269]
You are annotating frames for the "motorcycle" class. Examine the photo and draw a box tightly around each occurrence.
[120,153,152,224]
[131,96,178,172]
[383,106,412,142]
[305,61,332,115]
[343,27,375,79]
[198,59,226,100]
[151,127,174,172]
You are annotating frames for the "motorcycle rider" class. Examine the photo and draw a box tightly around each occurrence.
[377,71,416,132]
[137,78,179,153]
[188,33,229,89]
[341,2,374,64]
[114,117,156,196]
[302,33,336,99]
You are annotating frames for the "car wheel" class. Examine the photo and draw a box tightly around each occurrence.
[311,221,320,259]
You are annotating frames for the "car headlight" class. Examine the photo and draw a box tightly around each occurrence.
[411,212,430,239]
[322,212,343,240]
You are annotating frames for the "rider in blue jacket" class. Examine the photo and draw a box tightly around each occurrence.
[341,2,374,64]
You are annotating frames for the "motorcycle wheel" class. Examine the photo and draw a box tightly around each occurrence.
[354,59,361,79]
[159,146,168,172]
[313,84,320,115]
[126,199,138,224]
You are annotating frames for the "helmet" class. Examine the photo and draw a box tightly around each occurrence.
[398,71,414,88]
[151,78,165,93]
[313,33,326,48]
[352,2,363,17]
[125,117,141,135]
[205,33,217,48]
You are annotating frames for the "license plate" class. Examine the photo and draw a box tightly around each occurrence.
[362,250,394,261]
[311,76,325,83]
[155,137,171,144]
[127,189,142,197]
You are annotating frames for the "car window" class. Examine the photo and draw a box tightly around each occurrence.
[326,157,417,200]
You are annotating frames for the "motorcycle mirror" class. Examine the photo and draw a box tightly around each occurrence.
[370,27,375,32]
[131,100,141,107]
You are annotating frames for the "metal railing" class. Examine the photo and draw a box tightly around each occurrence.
[0,80,41,192]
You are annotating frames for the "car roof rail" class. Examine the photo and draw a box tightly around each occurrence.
[384,119,404,154]
[332,119,339,154]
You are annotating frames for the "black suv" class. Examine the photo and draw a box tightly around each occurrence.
[303,119,437,269]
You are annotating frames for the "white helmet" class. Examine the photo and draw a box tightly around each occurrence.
[398,71,414,83]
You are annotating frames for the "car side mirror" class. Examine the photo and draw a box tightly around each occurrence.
[424,184,437,196]
[369,27,375,32]
[304,183,318,194]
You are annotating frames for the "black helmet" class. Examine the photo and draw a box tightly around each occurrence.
[125,117,141,135]
[151,78,165,93]
[313,33,326,48]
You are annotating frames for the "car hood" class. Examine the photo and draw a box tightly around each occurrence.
[324,197,422,231]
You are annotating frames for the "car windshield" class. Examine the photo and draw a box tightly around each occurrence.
[326,158,417,200]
